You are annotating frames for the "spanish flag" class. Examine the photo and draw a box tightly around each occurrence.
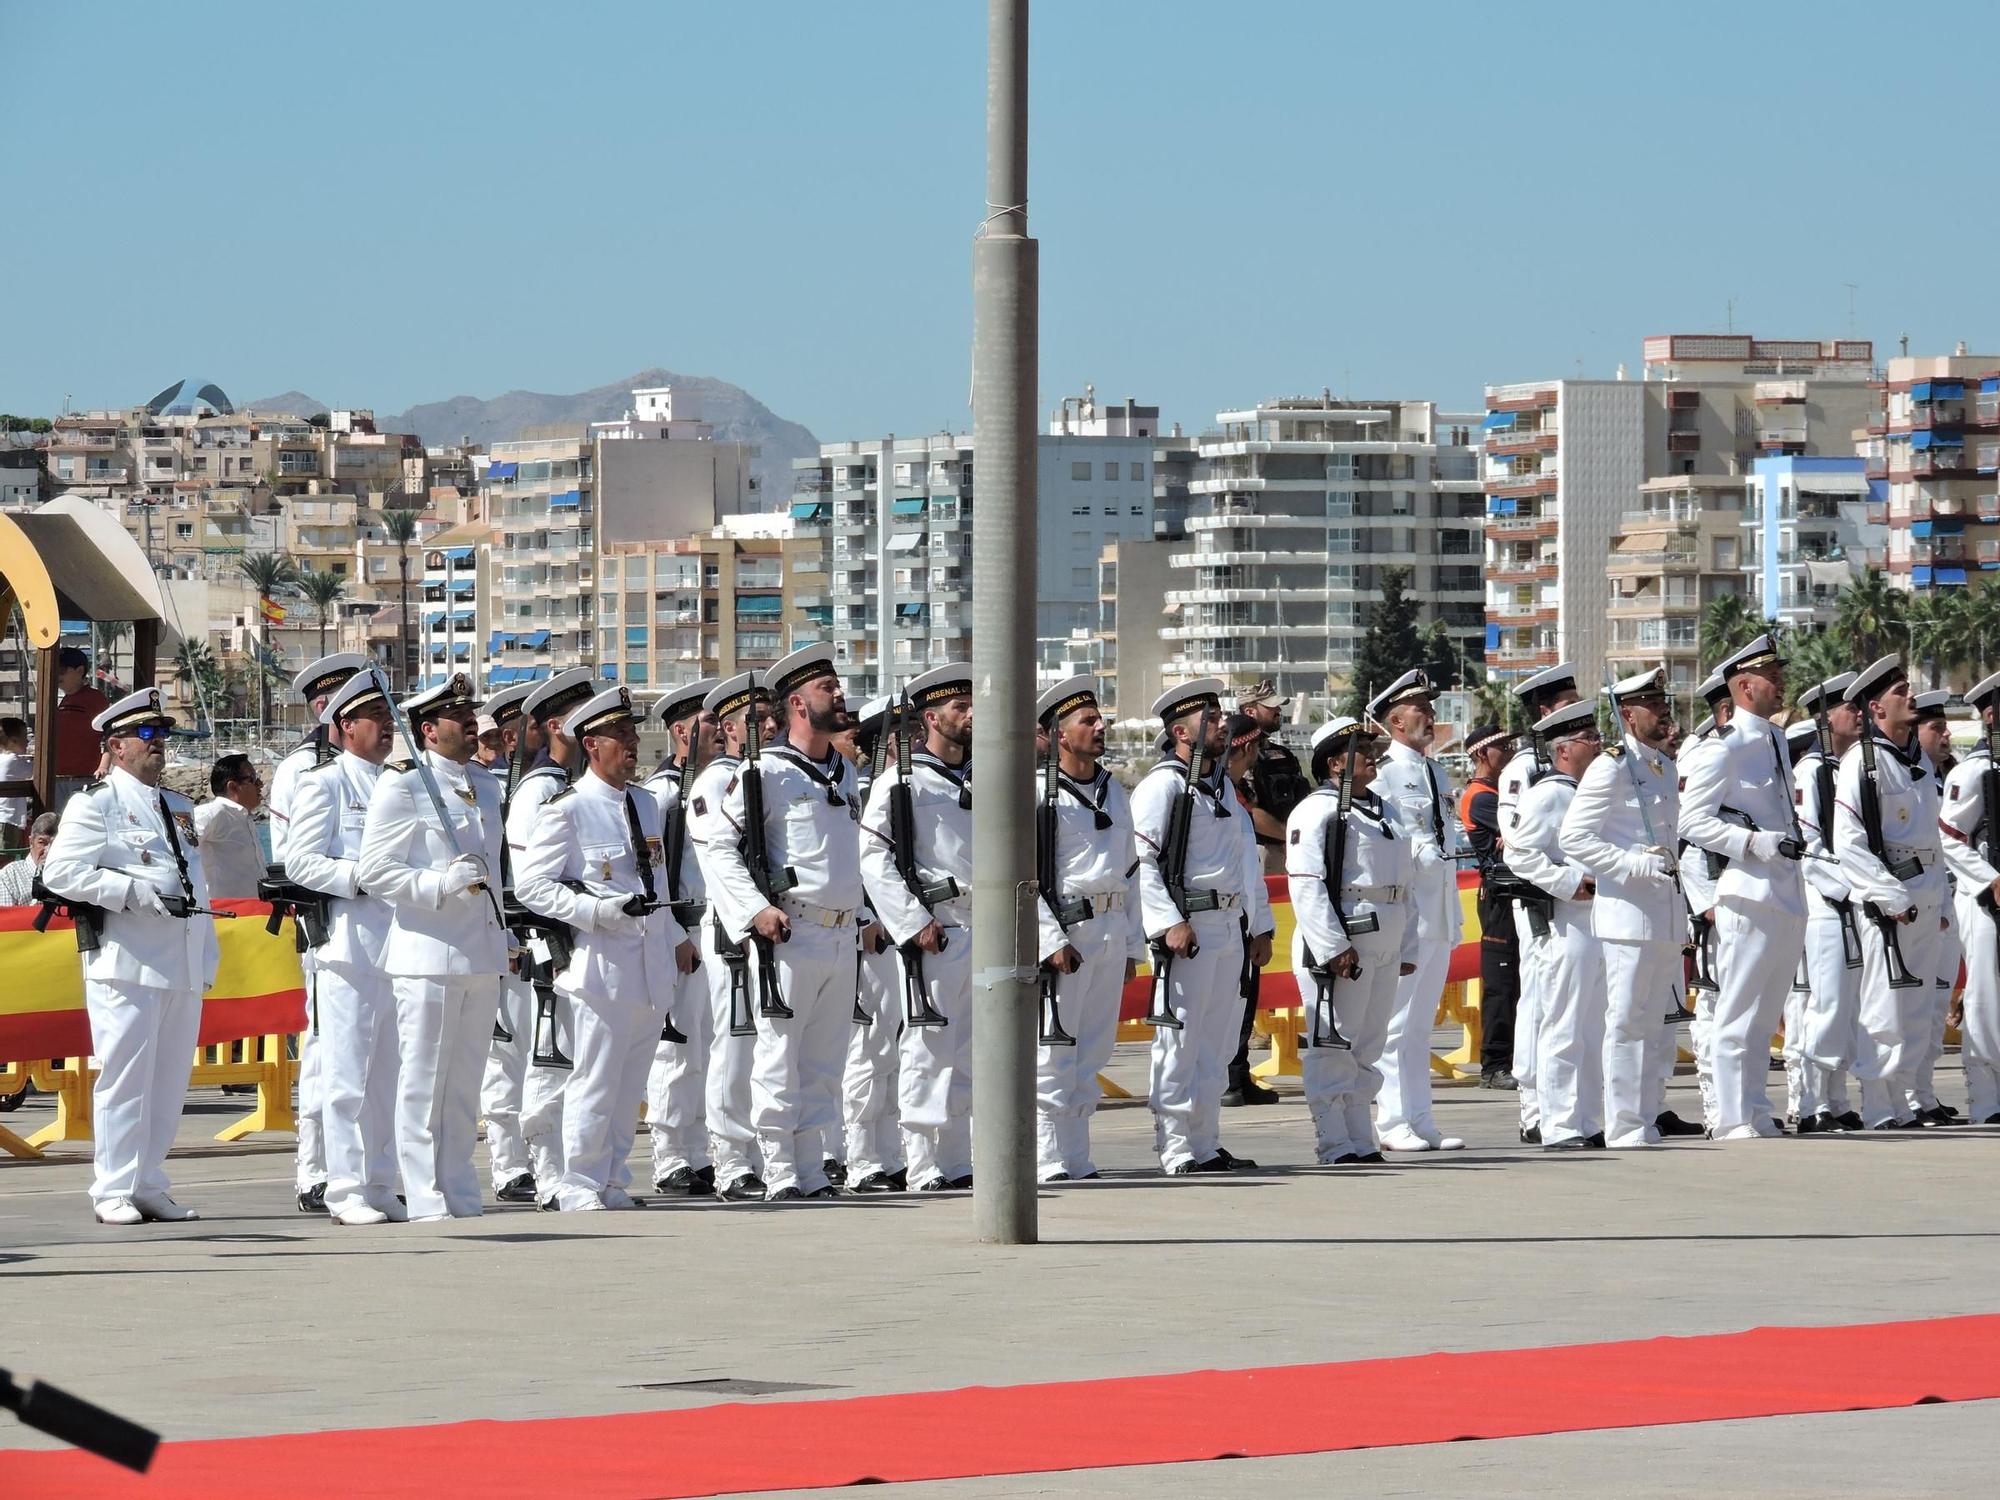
[259,597,288,624]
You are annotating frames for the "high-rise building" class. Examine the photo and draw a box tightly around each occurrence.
[1604,475,1745,699]
[1870,352,2000,594]
[1162,397,1484,713]
[1744,455,1881,634]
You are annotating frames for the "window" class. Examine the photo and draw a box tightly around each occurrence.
[625,662,649,684]
[1071,566,1092,587]
[1071,461,1092,481]
[1130,505,1145,516]
[175,523,193,539]
[1071,504,1091,516]
[1104,462,1119,480]
[1102,506,1116,517]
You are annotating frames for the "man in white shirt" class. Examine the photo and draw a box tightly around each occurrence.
[193,753,267,900]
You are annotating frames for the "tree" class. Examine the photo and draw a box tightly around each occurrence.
[1417,618,1468,689]
[92,618,131,693]
[1697,593,1761,674]
[298,568,349,659]
[1833,571,1908,663]
[1966,577,2000,679]
[1343,565,1423,715]
[1905,589,1969,691]
[380,505,420,692]
[1782,627,1852,708]
[239,551,298,733]
[173,637,225,728]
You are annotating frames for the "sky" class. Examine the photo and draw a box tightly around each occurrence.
[6,1,1999,442]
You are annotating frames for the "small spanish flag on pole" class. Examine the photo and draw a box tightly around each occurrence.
[259,597,288,624]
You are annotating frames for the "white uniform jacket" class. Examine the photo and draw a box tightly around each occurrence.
[1496,745,1541,842]
[1375,740,1465,944]
[642,760,709,912]
[1560,738,1682,943]
[1284,784,1420,968]
[1834,733,1947,912]
[1793,746,1854,917]
[267,732,335,864]
[515,769,686,1001]
[1940,746,2000,892]
[357,751,508,977]
[1673,730,1724,916]
[43,766,220,992]
[1129,757,1274,942]
[860,750,971,946]
[282,751,392,968]
[1677,709,1807,919]
[1032,765,1146,964]
[1506,772,1589,906]
[708,742,865,940]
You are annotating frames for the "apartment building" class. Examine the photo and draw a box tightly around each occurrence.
[1870,351,2000,593]
[1163,397,1484,713]
[1604,475,1745,700]
[1096,535,1172,724]
[1744,456,1881,633]
[1486,334,1877,691]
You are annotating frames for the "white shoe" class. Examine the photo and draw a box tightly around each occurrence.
[601,1186,638,1210]
[93,1197,144,1226]
[131,1192,200,1222]
[330,1203,389,1226]
[1714,1124,1763,1141]
[369,1195,410,1223]
[1377,1128,1436,1153]
[1428,1134,1466,1152]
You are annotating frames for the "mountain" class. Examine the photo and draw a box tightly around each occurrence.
[238,390,329,418]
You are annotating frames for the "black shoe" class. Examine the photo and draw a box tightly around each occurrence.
[296,1183,327,1215]
[1077,1171,1102,1180]
[1328,1152,1364,1166]
[915,1175,954,1191]
[767,1186,805,1202]
[886,1168,909,1191]
[693,1164,716,1192]
[1769,1056,1786,1071]
[1544,1137,1591,1152]
[1653,1111,1704,1138]
[1219,1088,1250,1108]
[1937,1102,1963,1120]
[1479,1070,1519,1091]
[947,1173,974,1190]
[1238,1079,1279,1105]
[1919,1104,1956,1126]
[1795,1112,1833,1135]
[806,1184,842,1199]
[1869,1120,1902,1132]
[1167,1161,1201,1176]
[1042,1172,1072,1183]
[1356,1151,1386,1163]
[1982,1113,2000,1126]
[654,1166,699,1197]
[849,1171,899,1194]
[1586,1131,1607,1149]
[1519,1125,1542,1145]
[536,1195,560,1212]
[718,1173,767,1202]
[1213,1148,1260,1172]
[824,1158,848,1186]
[1897,1116,1928,1130]
[1186,1155,1232,1174]
[495,1173,538,1204]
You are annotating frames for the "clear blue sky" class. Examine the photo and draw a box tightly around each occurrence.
[6,1,1997,440]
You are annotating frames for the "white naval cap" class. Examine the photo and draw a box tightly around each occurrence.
[93,685,175,735]
[320,669,390,726]
[523,667,596,726]
[1151,676,1225,723]
[1607,666,1667,698]
[704,670,760,719]
[293,651,369,703]
[1797,674,1856,715]
[1366,669,1433,723]
[563,684,641,740]
[399,672,478,722]
[1966,669,2000,711]
[1512,661,1577,704]
[1037,675,1099,725]
[480,681,533,731]
[1309,715,1378,754]
[765,644,838,701]
[1533,698,1599,742]
[652,677,716,727]
[1698,670,1730,707]
[905,663,973,710]
[1844,654,1906,705]
[1692,714,1716,739]
[1716,632,1782,679]
[1785,718,1820,751]
[1913,689,1953,720]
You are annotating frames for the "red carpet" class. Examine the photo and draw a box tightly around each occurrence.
[8,1314,1998,1498]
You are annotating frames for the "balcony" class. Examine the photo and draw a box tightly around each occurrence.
[66,467,129,485]
[1912,451,1967,478]
[1666,431,1700,454]
[1487,647,1560,670]
[1486,562,1558,585]
[1608,593,1700,618]
[1485,427,1559,456]
[1486,471,1558,498]
[1486,603,1557,626]
[1487,516,1559,539]
[1617,510,1700,534]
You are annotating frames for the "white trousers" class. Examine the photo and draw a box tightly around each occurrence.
[1782,959,1810,1119]
[900,916,975,1187]
[1853,898,1943,1127]
[1911,907,1961,1112]
[1953,889,2000,1121]
[557,986,662,1209]
[1035,911,1127,1180]
[295,957,326,1191]
[647,959,713,1183]
[752,921,854,1195]
[84,978,200,1207]
[1295,918,1405,1162]
[702,922,761,1182]
[479,976,532,1188]
[519,983,569,1188]
[1531,903,1607,1145]
[843,944,903,1180]
[1602,939,1676,1147]
[318,960,401,1216]
[1148,906,1244,1172]
[1798,910,1861,1119]
[1375,899,1450,1139]
[1711,899,1806,1134]
[1510,906,1543,1130]
[392,974,501,1219]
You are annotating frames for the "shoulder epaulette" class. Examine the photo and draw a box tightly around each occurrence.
[388,758,415,773]
[1604,742,1626,760]
[81,776,109,795]
[546,786,577,804]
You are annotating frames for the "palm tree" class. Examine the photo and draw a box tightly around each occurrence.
[298,568,349,659]
[1833,572,1908,663]
[1905,589,1968,691]
[239,551,299,733]
[380,505,419,692]
[1697,594,1760,674]
[92,617,131,694]
[1782,628,1852,708]
[172,637,224,729]
[1965,576,2000,679]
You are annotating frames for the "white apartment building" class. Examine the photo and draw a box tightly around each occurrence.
[1744,456,1881,634]
[1162,397,1485,713]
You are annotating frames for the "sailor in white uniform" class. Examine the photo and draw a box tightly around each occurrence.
[836,695,907,1194]
[1938,668,2000,1125]
[1911,689,1963,1124]
[1790,676,1864,1133]
[471,680,539,1204]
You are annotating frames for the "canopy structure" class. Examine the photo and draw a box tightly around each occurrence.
[0,497,172,814]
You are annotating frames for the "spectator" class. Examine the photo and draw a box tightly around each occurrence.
[474,714,507,769]
[0,716,29,853]
[0,811,60,905]
[196,753,267,899]
[1222,711,1280,1108]
[1457,722,1519,1089]
[1234,680,1309,871]
[53,646,112,801]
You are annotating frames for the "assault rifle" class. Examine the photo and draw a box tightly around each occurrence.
[1807,699,1864,970]
[1144,703,1221,1031]
[259,863,330,952]
[1304,713,1376,1050]
[741,691,797,1023]
[31,876,103,953]
[888,698,953,1029]
[1036,738,1090,1048]
[1856,726,1924,990]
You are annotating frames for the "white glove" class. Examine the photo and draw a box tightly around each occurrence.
[593,895,640,934]
[441,856,486,898]
[127,881,169,917]
[1627,850,1673,882]
[1747,831,1787,861]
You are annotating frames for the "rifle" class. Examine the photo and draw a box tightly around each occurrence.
[740,692,797,1022]
[1304,714,1379,1049]
[1982,716,2000,928]
[1602,670,1699,1019]
[1144,704,1221,1031]
[259,862,330,952]
[1856,726,1924,990]
[889,698,953,1029]
[851,708,895,1025]
[31,876,103,953]
[1808,703,1864,970]
[505,893,575,1067]
[1036,739,1090,1048]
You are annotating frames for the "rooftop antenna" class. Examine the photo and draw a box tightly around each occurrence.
[1843,282,1859,337]
[1900,332,1910,358]
[1726,296,1736,333]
